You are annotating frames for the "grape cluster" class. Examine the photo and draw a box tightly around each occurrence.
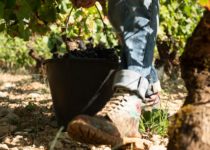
[52,44,119,62]
[67,47,118,61]
[50,36,120,62]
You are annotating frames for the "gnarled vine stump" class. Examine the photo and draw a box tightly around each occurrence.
[167,10,210,150]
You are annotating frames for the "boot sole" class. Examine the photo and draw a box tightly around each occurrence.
[68,120,152,149]
[67,119,123,146]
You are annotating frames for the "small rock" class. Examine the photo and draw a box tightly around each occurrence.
[2,83,16,90]
[21,146,44,150]
[151,134,162,145]
[3,137,12,145]
[0,92,7,98]
[9,148,18,150]
[39,146,44,149]
[91,145,111,150]
[0,144,9,150]
[11,135,23,146]
[150,145,166,150]
[28,93,40,99]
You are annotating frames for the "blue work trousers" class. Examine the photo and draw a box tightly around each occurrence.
[108,0,161,98]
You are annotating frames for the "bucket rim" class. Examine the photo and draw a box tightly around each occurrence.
[44,57,119,65]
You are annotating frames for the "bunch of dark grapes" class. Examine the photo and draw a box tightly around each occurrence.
[51,37,120,62]
[65,47,118,61]
[64,44,119,62]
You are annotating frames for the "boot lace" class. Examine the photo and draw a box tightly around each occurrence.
[97,88,133,117]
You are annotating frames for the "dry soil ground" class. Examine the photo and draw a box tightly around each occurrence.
[0,71,187,150]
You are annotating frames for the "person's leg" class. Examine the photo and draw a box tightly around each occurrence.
[68,0,160,146]
[108,0,160,99]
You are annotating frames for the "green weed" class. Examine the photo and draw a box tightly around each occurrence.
[139,109,169,136]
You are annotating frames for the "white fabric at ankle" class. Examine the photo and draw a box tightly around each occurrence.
[113,70,149,99]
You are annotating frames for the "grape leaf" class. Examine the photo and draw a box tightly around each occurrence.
[27,0,41,12]
[15,0,32,20]
[18,21,30,40]
[38,4,57,23]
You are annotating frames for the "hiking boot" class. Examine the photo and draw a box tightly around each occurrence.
[67,87,142,146]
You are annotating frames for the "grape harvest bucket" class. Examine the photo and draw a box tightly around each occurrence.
[45,6,119,128]
[45,57,118,128]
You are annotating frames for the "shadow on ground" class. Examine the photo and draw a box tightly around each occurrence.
[0,71,187,150]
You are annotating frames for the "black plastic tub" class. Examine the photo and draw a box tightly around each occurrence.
[45,57,119,128]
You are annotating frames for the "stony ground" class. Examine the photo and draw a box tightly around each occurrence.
[0,71,187,150]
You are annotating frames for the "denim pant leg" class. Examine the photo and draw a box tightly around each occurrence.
[108,0,160,98]
[147,66,161,95]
